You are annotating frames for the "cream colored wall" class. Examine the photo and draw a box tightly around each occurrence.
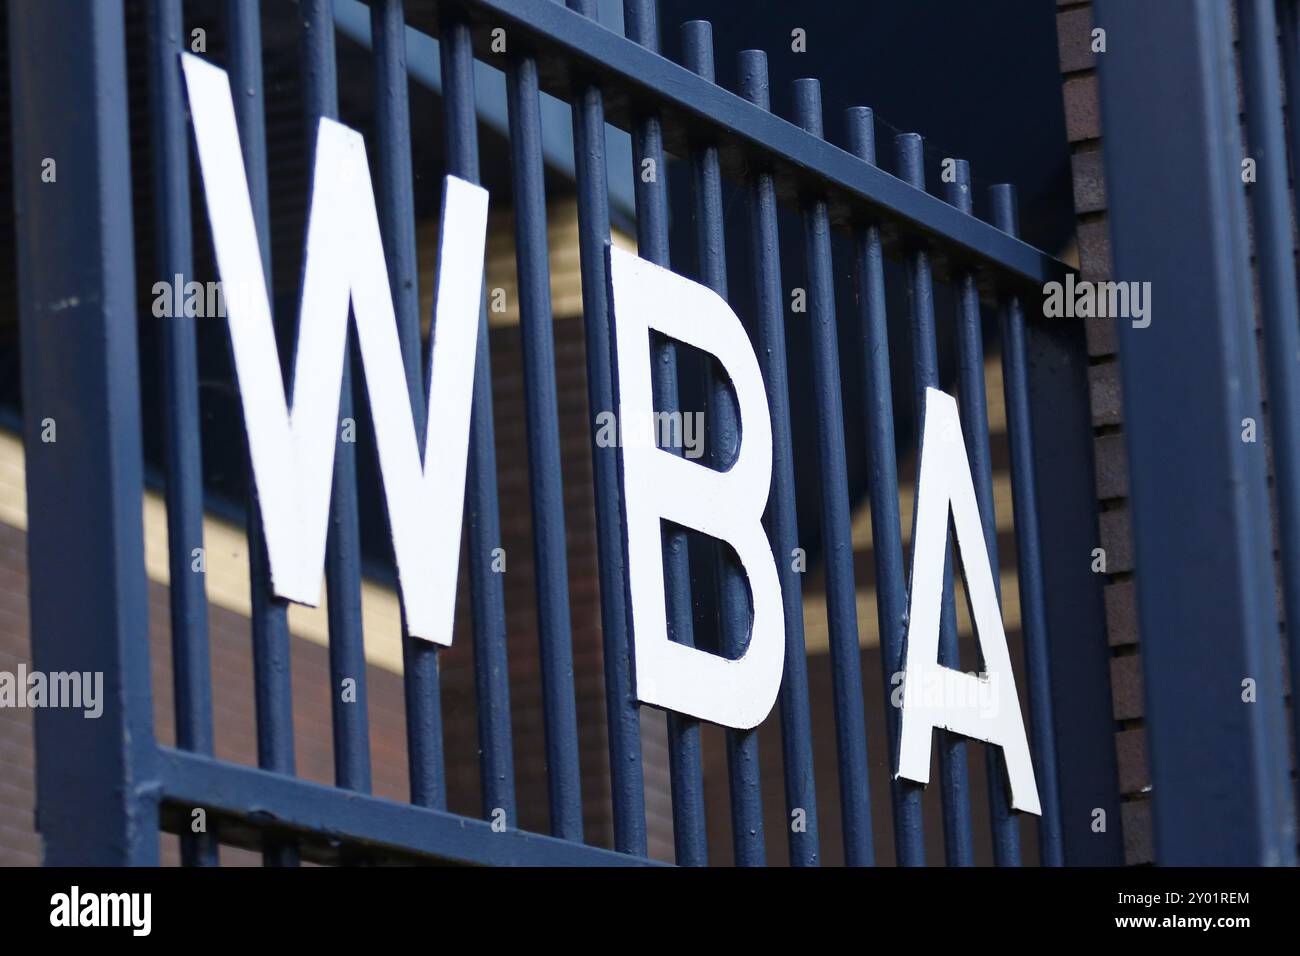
[0,428,407,674]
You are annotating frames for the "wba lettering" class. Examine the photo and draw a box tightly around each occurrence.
[181,50,1039,754]
[183,53,485,647]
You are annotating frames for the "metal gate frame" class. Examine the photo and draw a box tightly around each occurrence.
[1096,0,1299,867]
[10,0,1118,866]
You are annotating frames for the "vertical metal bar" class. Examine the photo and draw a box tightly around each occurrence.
[147,0,218,866]
[989,185,1064,866]
[1239,0,1300,811]
[1022,318,1123,864]
[10,0,160,867]
[439,12,513,820]
[681,20,765,868]
[1095,0,1296,864]
[622,0,708,865]
[504,52,583,838]
[895,132,974,867]
[370,0,464,819]
[843,107,925,867]
[943,160,1021,866]
[566,0,646,855]
[738,49,821,868]
[1281,1,1300,207]
[226,0,298,866]
[792,78,873,867]
[301,0,372,797]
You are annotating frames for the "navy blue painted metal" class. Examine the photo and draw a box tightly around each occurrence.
[1095,0,1297,865]
[739,49,821,869]
[408,0,1070,291]
[301,0,374,800]
[566,0,647,855]
[944,161,1021,867]
[439,13,511,819]
[504,47,584,838]
[624,0,708,866]
[843,107,925,867]
[1239,0,1300,811]
[1279,0,1300,817]
[371,0,464,816]
[227,0,299,867]
[682,21,766,867]
[146,0,218,867]
[10,0,161,866]
[989,185,1063,866]
[793,78,873,867]
[14,0,1095,868]
[158,748,658,865]
[1282,0,1300,227]
[895,132,973,867]
[1017,296,1122,863]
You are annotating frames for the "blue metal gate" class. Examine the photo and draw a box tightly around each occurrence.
[1095,0,1300,867]
[9,0,1120,865]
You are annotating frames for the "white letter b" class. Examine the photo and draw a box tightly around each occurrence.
[609,247,784,730]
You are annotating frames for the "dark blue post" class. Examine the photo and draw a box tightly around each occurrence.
[226,0,299,866]
[440,12,512,821]
[302,0,373,800]
[10,0,160,865]
[1095,0,1297,864]
[740,49,821,868]
[895,132,973,867]
[1238,0,1300,815]
[990,185,1064,866]
[372,0,468,817]
[504,46,583,840]
[944,161,1021,866]
[567,0,647,855]
[844,107,926,867]
[624,0,709,866]
[793,79,874,867]
[147,0,218,866]
[682,20,766,868]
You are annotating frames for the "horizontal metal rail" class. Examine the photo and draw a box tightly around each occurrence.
[157,749,658,866]
[394,0,1071,293]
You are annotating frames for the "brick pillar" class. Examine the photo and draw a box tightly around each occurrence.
[1057,0,1150,864]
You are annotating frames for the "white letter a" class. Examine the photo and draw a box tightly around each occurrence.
[896,388,1041,814]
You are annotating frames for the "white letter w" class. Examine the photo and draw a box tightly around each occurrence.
[181,53,488,646]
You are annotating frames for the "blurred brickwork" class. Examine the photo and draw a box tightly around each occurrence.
[1057,0,1150,864]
